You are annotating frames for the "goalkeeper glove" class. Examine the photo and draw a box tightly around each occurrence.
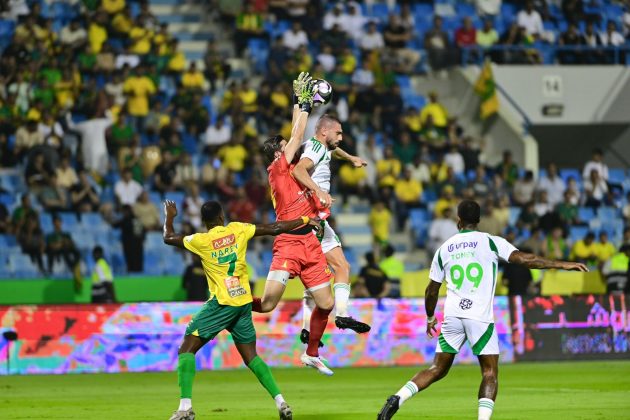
[293,71,311,106]
[297,79,316,113]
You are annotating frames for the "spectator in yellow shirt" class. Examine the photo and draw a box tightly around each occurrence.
[102,0,126,15]
[430,154,450,184]
[239,80,258,115]
[570,232,598,265]
[181,62,206,92]
[394,168,423,230]
[88,13,108,53]
[369,200,392,249]
[217,138,248,173]
[420,91,449,128]
[129,16,153,55]
[338,163,368,205]
[153,23,171,52]
[433,185,457,217]
[123,68,156,131]
[376,146,402,188]
[402,107,422,136]
[111,6,133,35]
[594,231,616,265]
[167,39,186,73]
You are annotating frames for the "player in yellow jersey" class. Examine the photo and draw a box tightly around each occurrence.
[162,199,322,420]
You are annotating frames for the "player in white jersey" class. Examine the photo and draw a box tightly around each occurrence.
[378,200,587,420]
[292,114,371,337]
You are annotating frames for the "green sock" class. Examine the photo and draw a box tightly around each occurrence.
[248,356,281,398]
[178,353,196,399]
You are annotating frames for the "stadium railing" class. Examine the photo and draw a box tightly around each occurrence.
[461,45,630,66]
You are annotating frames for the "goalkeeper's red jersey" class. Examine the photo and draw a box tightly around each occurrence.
[267,154,318,221]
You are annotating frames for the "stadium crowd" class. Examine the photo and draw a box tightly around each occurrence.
[0,0,629,297]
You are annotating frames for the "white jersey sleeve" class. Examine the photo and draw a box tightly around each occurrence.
[429,247,446,283]
[489,234,518,262]
[300,137,332,192]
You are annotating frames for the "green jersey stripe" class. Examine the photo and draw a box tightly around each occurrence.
[438,333,458,354]
[472,323,495,355]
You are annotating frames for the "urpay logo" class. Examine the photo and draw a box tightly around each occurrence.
[447,241,478,253]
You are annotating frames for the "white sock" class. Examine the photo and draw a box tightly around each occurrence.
[333,283,351,317]
[395,381,418,407]
[478,398,494,420]
[178,398,192,411]
[302,291,315,331]
[274,394,286,409]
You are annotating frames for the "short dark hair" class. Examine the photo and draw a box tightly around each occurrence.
[457,200,481,225]
[201,201,223,224]
[93,245,104,258]
[365,252,375,265]
[383,245,395,258]
[262,135,284,164]
[315,114,341,133]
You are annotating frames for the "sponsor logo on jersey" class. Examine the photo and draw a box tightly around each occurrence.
[213,234,235,249]
[448,241,478,253]
[459,298,473,310]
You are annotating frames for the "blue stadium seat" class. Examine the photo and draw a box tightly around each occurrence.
[559,168,581,183]
[577,207,596,221]
[261,250,273,271]
[0,20,15,37]
[78,212,102,227]
[144,251,163,275]
[0,193,14,208]
[146,232,165,250]
[597,206,619,221]
[0,234,17,247]
[455,3,476,16]
[569,226,590,243]
[608,168,626,185]
[164,191,185,210]
[508,207,521,226]
[58,212,79,228]
[40,213,54,233]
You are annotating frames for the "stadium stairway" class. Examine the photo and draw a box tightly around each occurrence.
[334,198,425,276]
[150,0,212,64]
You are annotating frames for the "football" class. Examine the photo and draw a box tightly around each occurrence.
[312,79,333,106]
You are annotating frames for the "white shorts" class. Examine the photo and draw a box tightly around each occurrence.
[316,220,342,254]
[436,316,499,356]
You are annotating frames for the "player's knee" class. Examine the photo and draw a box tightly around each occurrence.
[316,296,334,311]
[481,369,498,382]
[334,259,350,279]
[429,363,451,380]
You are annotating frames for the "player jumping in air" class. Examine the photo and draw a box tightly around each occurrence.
[163,199,322,420]
[252,72,337,376]
[377,199,588,420]
[292,113,371,343]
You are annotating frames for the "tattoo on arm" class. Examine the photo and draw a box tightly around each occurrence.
[508,251,564,269]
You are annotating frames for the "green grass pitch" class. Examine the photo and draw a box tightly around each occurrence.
[1,361,629,419]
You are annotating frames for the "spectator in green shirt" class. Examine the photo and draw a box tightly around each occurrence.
[234,3,265,57]
[495,150,519,187]
[45,216,81,278]
[12,193,39,234]
[556,190,581,227]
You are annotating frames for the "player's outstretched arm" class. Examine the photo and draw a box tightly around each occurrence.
[254,216,322,237]
[332,148,368,167]
[424,280,441,338]
[162,199,186,249]
[284,73,314,163]
[508,251,588,271]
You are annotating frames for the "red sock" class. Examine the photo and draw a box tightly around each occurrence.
[251,297,262,313]
[307,306,331,357]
